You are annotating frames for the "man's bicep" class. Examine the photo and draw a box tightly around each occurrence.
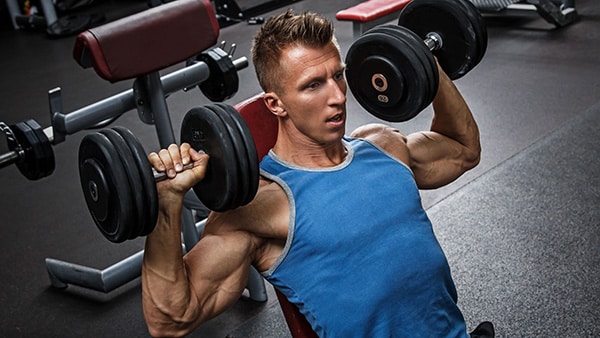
[406,131,470,189]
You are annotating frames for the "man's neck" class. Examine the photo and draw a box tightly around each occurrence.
[272,136,348,168]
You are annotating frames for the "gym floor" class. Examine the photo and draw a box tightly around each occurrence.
[0,0,598,336]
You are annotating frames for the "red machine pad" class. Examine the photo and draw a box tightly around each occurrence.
[73,0,219,82]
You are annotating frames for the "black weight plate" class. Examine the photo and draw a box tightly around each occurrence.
[9,121,45,180]
[99,129,145,240]
[389,26,439,107]
[112,127,157,238]
[376,25,439,113]
[79,133,133,243]
[217,104,258,206]
[198,48,239,102]
[346,26,433,122]
[180,106,238,211]
[390,27,438,118]
[398,0,480,80]
[218,103,259,206]
[205,104,245,209]
[350,28,405,110]
[455,0,488,67]
[368,25,437,120]
[458,0,487,65]
[346,30,406,121]
[215,104,253,205]
[24,119,55,179]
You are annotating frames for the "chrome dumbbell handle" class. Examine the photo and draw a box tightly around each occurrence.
[424,32,443,52]
[153,163,195,182]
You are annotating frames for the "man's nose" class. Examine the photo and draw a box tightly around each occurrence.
[329,80,347,105]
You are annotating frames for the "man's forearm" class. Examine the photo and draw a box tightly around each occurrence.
[430,71,481,159]
[142,200,199,337]
[143,199,185,276]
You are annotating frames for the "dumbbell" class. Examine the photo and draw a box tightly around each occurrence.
[0,43,248,182]
[79,103,259,243]
[345,0,487,122]
[0,120,55,180]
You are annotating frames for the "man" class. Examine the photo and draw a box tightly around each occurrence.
[142,9,492,337]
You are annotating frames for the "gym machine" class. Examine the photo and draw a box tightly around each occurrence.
[469,0,578,27]
[5,0,106,37]
[0,0,267,300]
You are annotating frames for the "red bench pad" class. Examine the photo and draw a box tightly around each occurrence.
[73,0,219,83]
[234,93,278,160]
[275,289,318,338]
[336,0,412,22]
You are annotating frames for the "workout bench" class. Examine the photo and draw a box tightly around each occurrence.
[336,0,412,39]
[42,0,267,302]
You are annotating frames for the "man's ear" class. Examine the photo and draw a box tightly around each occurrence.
[263,92,287,117]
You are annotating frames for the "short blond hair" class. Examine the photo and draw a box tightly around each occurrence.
[251,9,337,93]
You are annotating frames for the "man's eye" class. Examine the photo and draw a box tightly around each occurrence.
[308,82,320,90]
[334,72,344,81]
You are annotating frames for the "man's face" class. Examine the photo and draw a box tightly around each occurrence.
[270,42,347,146]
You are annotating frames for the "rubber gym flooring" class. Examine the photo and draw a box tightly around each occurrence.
[0,0,598,336]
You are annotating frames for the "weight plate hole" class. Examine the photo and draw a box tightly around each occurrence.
[371,73,388,92]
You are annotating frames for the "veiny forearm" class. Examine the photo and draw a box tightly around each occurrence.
[142,195,200,337]
[430,70,481,161]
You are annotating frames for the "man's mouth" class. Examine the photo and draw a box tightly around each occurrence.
[327,114,343,123]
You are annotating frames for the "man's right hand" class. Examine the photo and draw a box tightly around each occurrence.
[147,143,210,198]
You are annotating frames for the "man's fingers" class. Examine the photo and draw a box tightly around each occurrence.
[168,144,184,172]
[148,144,208,180]
[189,148,209,181]
[155,144,183,178]
[147,152,165,171]
[180,143,192,166]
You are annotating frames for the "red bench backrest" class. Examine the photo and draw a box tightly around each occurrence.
[234,94,318,338]
[234,93,278,160]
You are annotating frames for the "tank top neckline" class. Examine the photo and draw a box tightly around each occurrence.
[266,138,355,172]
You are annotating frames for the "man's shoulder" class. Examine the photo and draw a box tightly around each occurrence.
[350,123,406,141]
[210,177,288,239]
[350,122,408,148]
[349,123,411,166]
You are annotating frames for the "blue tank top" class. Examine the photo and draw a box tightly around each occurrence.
[259,138,468,337]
